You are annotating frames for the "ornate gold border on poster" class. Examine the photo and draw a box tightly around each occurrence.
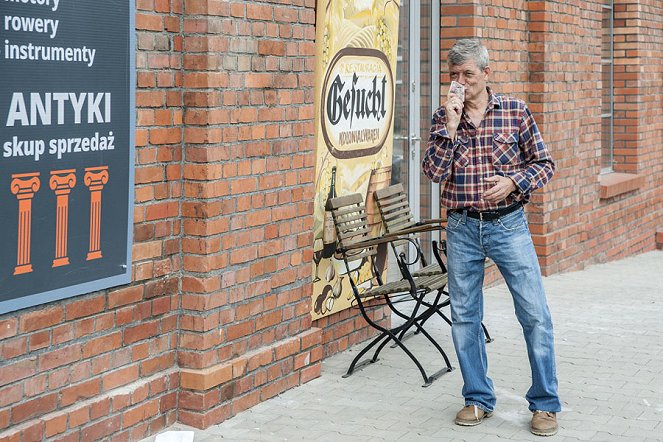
[311,0,400,320]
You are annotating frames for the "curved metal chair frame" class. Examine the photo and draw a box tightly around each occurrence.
[330,193,453,387]
[374,183,494,343]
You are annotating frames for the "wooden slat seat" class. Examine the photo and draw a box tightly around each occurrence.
[412,263,443,278]
[360,273,449,299]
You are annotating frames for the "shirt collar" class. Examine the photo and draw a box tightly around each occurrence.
[459,87,501,128]
[487,87,501,109]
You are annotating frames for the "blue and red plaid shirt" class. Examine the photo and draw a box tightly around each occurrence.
[423,88,555,211]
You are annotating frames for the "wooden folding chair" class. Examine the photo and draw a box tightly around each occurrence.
[374,183,494,343]
[330,193,453,387]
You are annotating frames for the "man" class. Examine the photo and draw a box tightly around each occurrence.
[422,39,561,437]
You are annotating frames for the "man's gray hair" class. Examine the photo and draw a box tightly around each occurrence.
[448,39,490,70]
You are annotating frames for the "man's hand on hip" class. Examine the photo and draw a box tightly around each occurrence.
[482,175,517,203]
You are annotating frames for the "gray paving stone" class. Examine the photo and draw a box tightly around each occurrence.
[589,432,639,441]
[142,251,663,442]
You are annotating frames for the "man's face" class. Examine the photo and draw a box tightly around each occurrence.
[448,59,490,102]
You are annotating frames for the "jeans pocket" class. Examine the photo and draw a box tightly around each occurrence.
[496,210,526,232]
[446,213,464,231]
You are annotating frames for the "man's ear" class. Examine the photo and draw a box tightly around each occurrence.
[484,66,492,78]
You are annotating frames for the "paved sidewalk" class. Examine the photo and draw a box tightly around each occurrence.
[145,250,663,441]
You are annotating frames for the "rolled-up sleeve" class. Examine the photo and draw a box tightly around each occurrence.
[507,105,555,196]
[422,109,457,184]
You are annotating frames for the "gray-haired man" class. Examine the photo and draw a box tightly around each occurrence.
[423,39,561,436]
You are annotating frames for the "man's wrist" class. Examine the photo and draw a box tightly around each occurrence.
[507,176,517,191]
[445,124,457,141]
[507,174,526,195]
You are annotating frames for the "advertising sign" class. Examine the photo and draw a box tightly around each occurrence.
[312,0,399,319]
[0,1,135,314]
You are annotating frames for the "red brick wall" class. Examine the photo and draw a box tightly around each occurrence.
[0,0,332,440]
[1,1,661,441]
[524,0,663,271]
[0,2,184,440]
[174,0,323,429]
[437,0,663,276]
[588,0,663,263]
[634,1,663,216]
[523,0,603,272]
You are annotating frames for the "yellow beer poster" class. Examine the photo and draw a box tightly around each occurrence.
[311,0,400,319]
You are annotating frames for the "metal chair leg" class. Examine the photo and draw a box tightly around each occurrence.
[343,332,388,377]
[482,322,494,343]
[390,289,446,347]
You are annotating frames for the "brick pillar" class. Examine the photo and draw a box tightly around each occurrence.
[11,172,41,275]
[176,0,322,429]
[50,169,77,267]
[84,166,109,261]
[525,1,596,274]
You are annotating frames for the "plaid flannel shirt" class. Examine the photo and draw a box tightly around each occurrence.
[422,88,555,211]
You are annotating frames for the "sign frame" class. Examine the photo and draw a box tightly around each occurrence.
[310,0,399,320]
[0,1,136,315]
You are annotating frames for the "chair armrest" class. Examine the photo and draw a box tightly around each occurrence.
[387,223,444,236]
[337,233,415,252]
[416,218,447,226]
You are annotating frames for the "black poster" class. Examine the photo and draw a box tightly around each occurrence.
[0,0,135,314]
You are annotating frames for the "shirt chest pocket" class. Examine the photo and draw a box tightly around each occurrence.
[454,143,470,168]
[492,132,522,166]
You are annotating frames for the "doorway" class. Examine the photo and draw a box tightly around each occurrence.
[391,0,440,269]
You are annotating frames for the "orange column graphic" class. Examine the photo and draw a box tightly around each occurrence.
[84,166,109,261]
[50,170,77,267]
[11,173,41,275]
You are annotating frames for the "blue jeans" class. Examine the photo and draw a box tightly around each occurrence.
[445,207,561,413]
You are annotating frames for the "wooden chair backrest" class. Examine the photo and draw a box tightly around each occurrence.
[374,183,417,234]
[329,193,377,264]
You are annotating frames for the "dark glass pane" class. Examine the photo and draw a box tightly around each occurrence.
[601,117,613,170]
[419,0,433,261]
[392,0,410,189]
[601,63,612,116]
[601,2,613,170]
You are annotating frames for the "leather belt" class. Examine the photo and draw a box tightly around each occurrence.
[450,202,522,222]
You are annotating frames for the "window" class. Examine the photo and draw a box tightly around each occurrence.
[600,0,614,173]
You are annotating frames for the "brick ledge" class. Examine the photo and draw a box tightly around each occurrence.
[177,328,323,429]
[599,172,644,199]
[179,328,322,391]
[0,369,178,441]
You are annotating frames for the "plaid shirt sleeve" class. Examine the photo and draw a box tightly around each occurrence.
[508,104,555,196]
[422,107,457,183]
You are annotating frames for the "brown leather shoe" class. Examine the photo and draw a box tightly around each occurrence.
[454,405,492,426]
[531,410,558,436]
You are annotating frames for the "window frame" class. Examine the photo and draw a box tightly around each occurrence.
[600,0,615,174]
